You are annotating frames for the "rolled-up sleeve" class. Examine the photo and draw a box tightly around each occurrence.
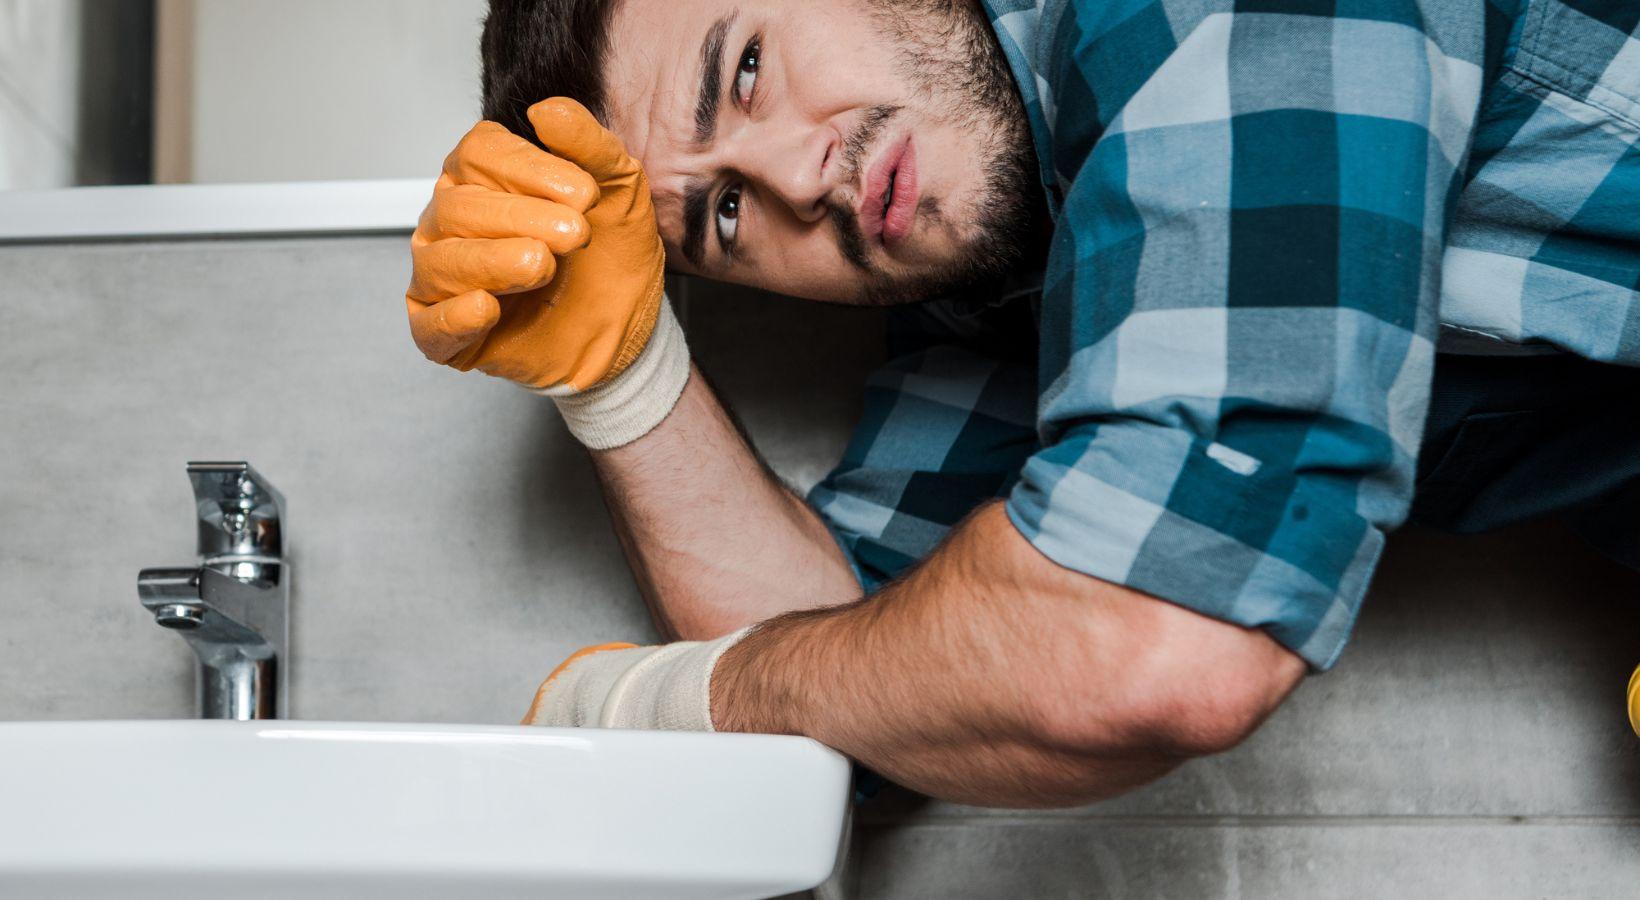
[1004,7,1485,668]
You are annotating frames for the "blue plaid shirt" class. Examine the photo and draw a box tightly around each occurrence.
[809,0,1640,669]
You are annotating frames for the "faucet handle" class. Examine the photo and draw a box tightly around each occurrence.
[187,461,285,562]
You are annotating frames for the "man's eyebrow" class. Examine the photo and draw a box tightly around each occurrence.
[693,12,737,145]
[681,177,712,269]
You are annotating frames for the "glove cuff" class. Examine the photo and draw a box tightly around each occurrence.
[602,627,751,731]
[536,297,690,450]
[531,627,754,732]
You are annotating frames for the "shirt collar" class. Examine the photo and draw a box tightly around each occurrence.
[979,0,1063,218]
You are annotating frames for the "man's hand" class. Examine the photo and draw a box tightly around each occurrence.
[406,97,667,393]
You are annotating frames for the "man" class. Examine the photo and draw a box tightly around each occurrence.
[404,0,1640,807]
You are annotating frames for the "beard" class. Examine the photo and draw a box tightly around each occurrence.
[832,0,1045,305]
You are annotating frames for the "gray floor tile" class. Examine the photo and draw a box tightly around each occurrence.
[854,820,1640,899]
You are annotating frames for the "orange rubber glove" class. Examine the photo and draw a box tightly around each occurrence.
[406,98,682,418]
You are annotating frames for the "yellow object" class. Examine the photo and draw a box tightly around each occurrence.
[1629,664,1640,738]
[406,97,666,391]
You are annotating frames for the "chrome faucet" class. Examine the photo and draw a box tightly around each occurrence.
[138,462,289,720]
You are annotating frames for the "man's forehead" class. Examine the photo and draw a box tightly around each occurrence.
[603,0,733,272]
[604,0,720,158]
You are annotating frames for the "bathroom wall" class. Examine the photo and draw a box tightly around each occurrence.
[0,0,81,189]
[183,0,486,183]
[0,0,485,188]
[2,235,1638,897]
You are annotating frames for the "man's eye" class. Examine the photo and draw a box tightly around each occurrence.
[715,186,742,248]
[734,39,760,108]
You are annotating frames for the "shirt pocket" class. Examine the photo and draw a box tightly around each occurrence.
[1513,0,1640,130]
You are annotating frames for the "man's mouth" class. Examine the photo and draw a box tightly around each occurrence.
[861,135,918,250]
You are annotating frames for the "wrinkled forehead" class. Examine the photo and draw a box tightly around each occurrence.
[602,0,729,272]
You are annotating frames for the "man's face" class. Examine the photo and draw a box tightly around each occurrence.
[602,0,1042,305]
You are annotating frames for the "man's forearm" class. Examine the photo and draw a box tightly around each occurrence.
[590,365,863,641]
[710,502,1306,807]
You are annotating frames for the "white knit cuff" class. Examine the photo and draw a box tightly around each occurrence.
[537,298,690,450]
[602,627,751,731]
[532,627,753,732]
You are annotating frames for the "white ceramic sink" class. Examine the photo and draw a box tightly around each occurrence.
[0,720,851,899]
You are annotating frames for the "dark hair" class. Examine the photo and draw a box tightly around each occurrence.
[481,0,622,145]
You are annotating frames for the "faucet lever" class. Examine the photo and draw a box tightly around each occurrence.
[187,461,285,564]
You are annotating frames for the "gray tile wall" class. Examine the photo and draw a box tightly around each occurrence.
[1,237,1637,898]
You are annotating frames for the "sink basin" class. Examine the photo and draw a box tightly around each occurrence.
[0,720,851,899]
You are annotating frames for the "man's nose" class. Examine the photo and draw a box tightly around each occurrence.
[729,123,838,225]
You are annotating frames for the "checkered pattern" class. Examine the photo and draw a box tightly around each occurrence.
[810,0,1640,670]
[1444,1,1640,360]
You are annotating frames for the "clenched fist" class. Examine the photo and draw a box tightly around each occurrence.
[406,97,667,393]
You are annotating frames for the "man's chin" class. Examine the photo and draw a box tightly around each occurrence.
[859,246,1030,306]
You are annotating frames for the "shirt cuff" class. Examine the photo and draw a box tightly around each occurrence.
[1004,423,1387,670]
